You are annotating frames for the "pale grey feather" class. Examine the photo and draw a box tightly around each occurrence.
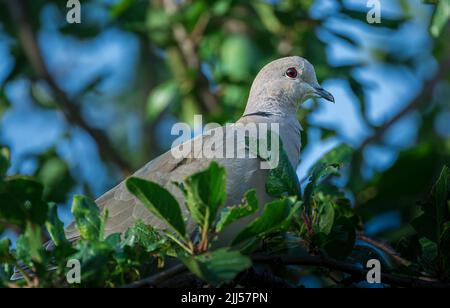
[64,56,332,245]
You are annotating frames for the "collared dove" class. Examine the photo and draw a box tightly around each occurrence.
[65,56,334,245]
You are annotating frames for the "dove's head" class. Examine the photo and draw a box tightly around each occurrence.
[245,56,334,116]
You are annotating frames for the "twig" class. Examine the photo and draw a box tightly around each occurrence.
[252,254,450,288]
[4,0,132,175]
[161,0,221,114]
[358,234,411,267]
[121,264,187,288]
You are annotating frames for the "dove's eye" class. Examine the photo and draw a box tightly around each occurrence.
[285,67,298,79]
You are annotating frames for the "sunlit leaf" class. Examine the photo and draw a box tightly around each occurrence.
[429,0,450,37]
[71,195,102,241]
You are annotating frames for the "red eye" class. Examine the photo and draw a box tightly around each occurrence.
[286,67,297,78]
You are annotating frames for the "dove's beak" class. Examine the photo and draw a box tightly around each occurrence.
[313,86,335,103]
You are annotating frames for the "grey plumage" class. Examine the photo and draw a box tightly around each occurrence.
[64,56,334,245]
[11,56,334,281]
[10,56,335,282]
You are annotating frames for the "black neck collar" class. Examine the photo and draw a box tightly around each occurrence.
[242,111,274,118]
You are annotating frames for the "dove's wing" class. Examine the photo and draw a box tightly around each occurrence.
[64,124,268,242]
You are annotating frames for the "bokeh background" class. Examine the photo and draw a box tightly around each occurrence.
[0,0,449,258]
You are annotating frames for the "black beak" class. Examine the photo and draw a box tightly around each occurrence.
[314,87,335,103]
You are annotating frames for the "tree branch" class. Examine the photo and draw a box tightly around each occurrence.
[121,263,187,288]
[161,0,221,114]
[252,254,450,288]
[358,233,411,267]
[4,0,132,175]
[121,250,450,288]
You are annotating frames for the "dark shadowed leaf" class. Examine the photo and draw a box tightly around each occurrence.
[304,163,340,210]
[180,248,251,285]
[35,150,76,203]
[322,216,356,260]
[411,165,450,242]
[419,237,438,264]
[439,222,450,276]
[0,146,10,179]
[246,131,301,197]
[0,238,13,263]
[0,177,48,226]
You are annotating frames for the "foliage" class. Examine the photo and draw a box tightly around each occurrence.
[1,138,450,287]
[0,0,449,288]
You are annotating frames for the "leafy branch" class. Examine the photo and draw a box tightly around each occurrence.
[3,0,132,174]
[252,254,450,288]
[1,140,450,288]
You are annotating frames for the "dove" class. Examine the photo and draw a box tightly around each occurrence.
[63,56,335,245]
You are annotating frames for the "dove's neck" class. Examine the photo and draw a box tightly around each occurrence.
[243,96,298,117]
[237,113,302,168]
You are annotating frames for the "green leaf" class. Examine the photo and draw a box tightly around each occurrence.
[126,177,186,239]
[434,165,450,223]
[252,1,283,34]
[439,222,450,276]
[145,8,172,46]
[35,153,75,203]
[429,0,450,37]
[146,81,179,121]
[0,177,48,226]
[318,201,335,235]
[180,248,251,285]
[178,161,226,228]
[216,189,258,233]
[396,235,422,262]
[15,223,45,265]
[220,35,259,82]
[0,146,10,179]
[319,144,353,166]
[122,220,158,248]
[232,197,298,245]
[212,0,232,16]
[322,216,356,260]
[105,233,122,246]
[419,237,438,263]
[71,241,114,283]
[246,131,301,197]
[121,220,173,253]
[0,238,13,264]
[71,195,102,241]
[266,146,301,198]
[411,165,450,242]
[45,203,68,247]
[304,163,340,211]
